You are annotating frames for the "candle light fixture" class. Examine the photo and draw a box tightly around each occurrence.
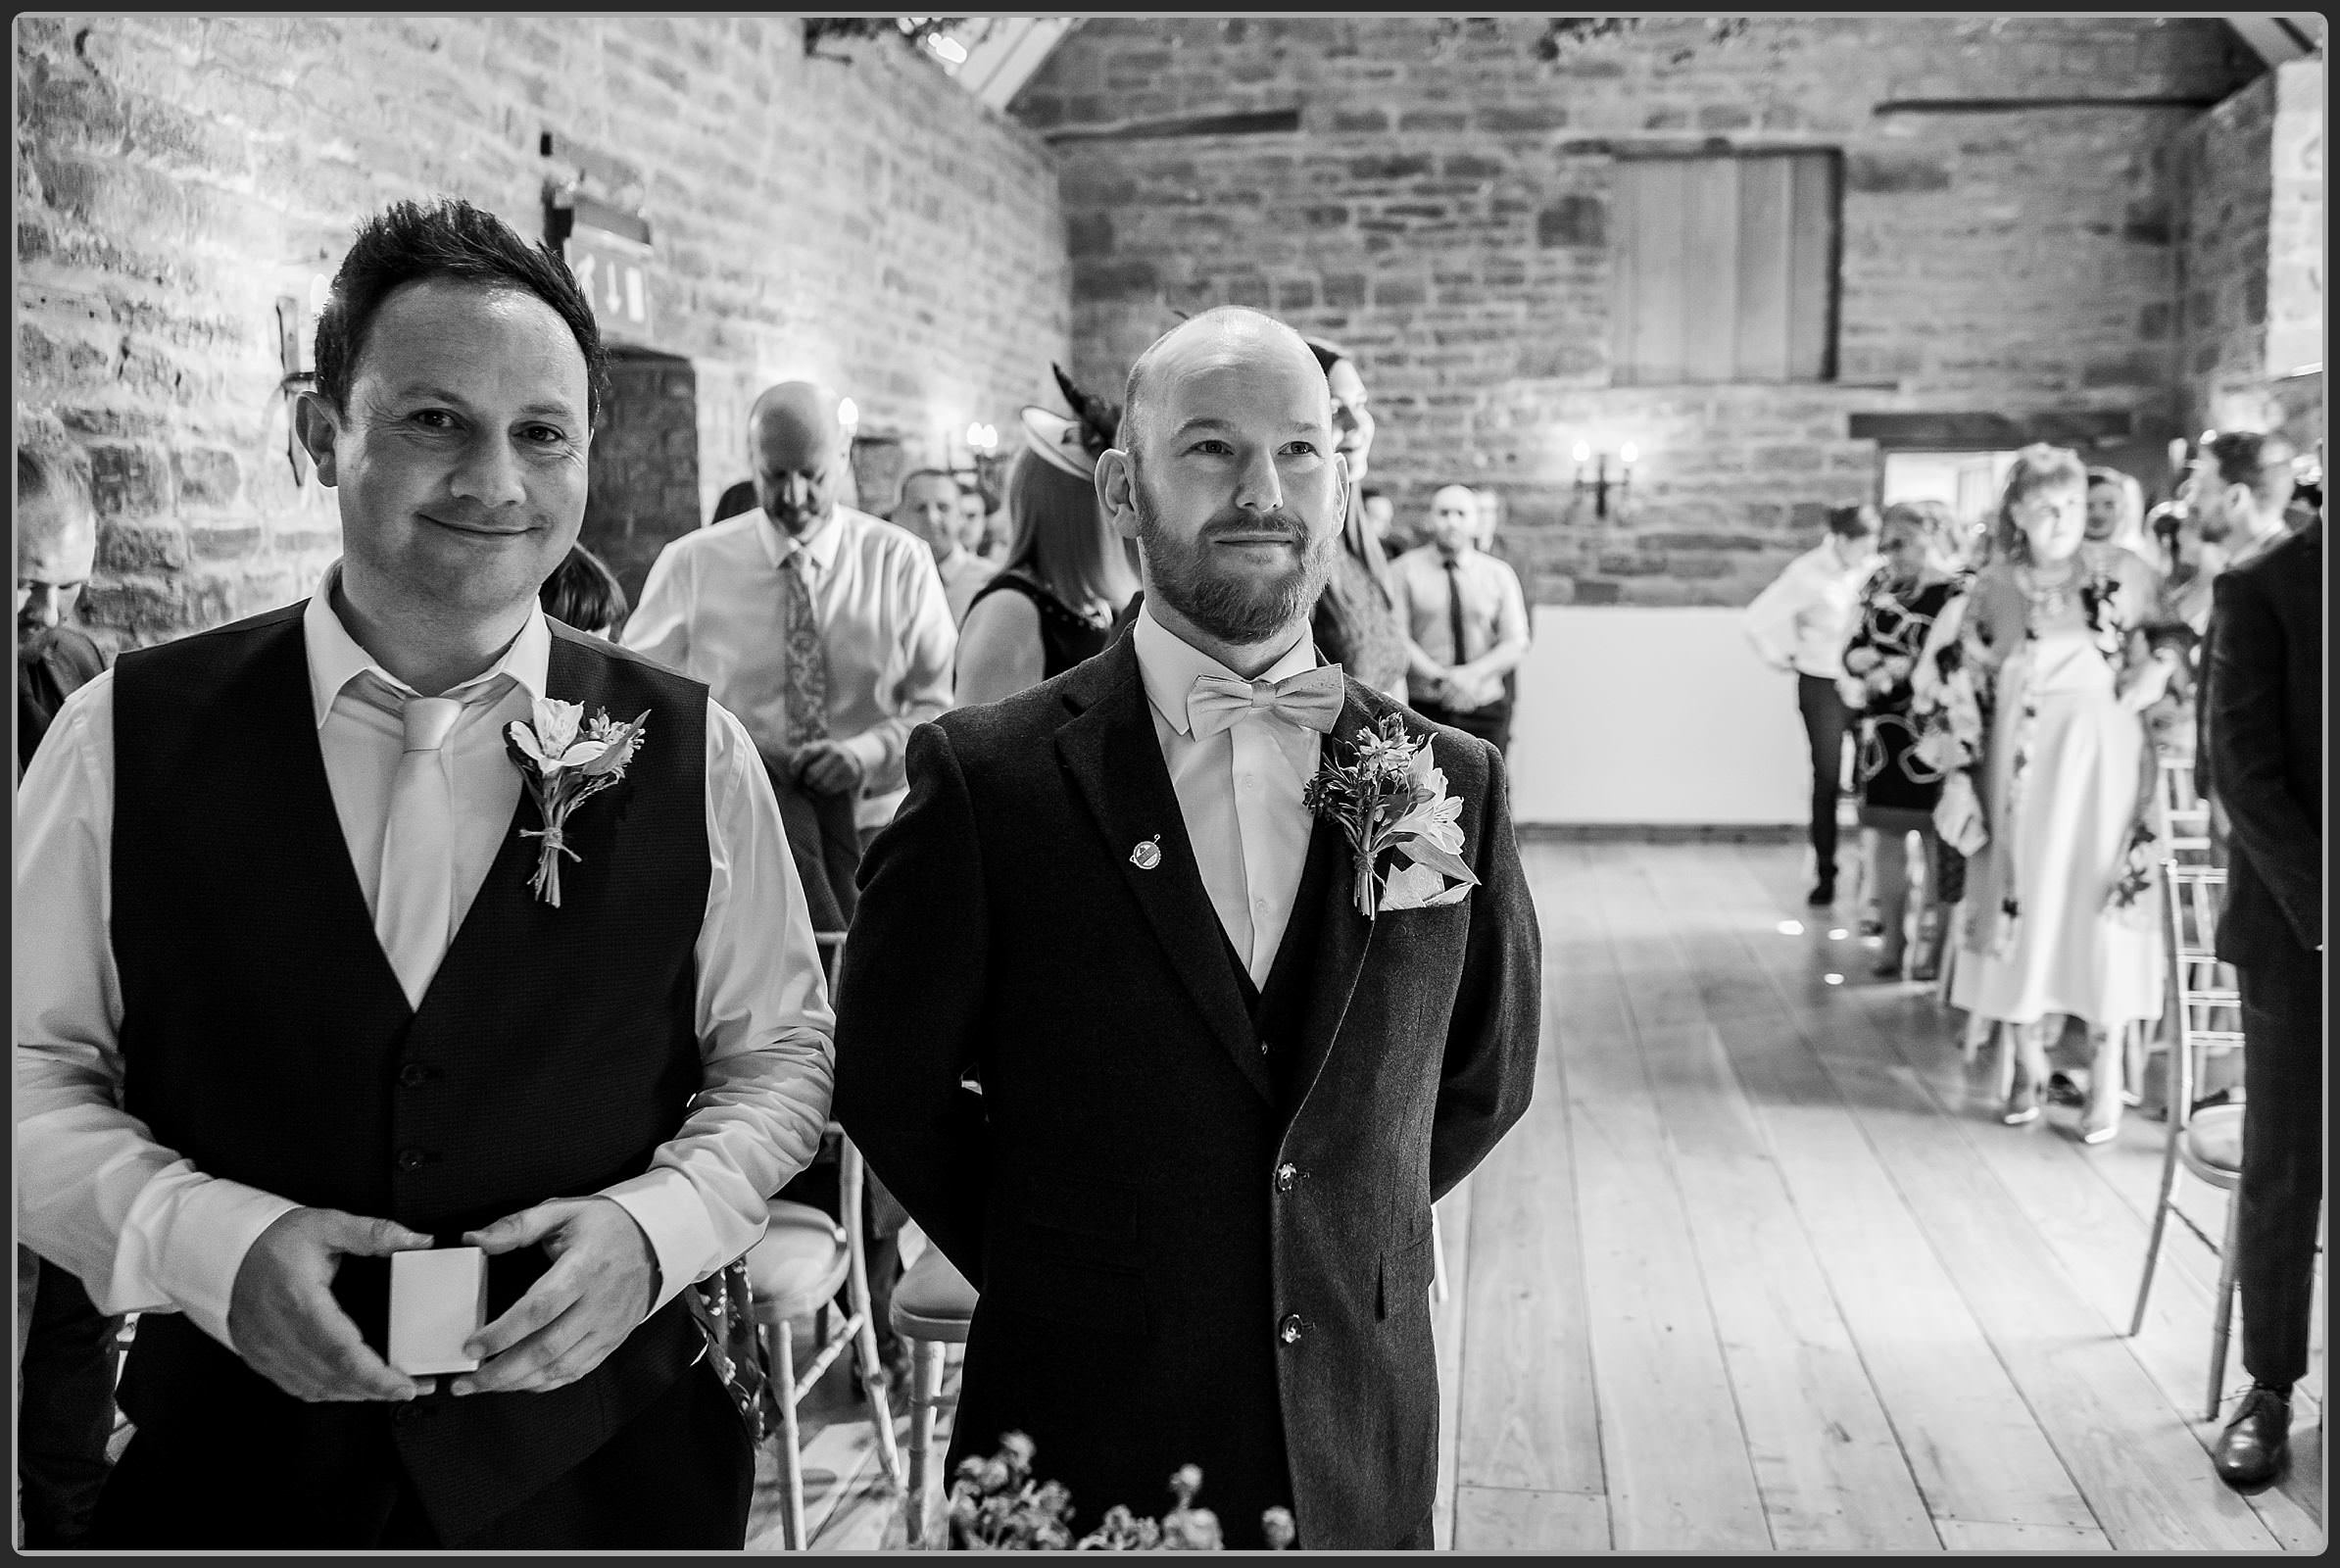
[1570,439,1635,520]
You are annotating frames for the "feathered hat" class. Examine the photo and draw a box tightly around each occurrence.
[1019,364,1121,481]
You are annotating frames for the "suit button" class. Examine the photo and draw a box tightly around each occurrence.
[392,1404,415,1426]
[1279,1313,1304,1346]
[1275,1163,1298,1193]
[399,1063,433,1089]
[396,1149,429,1173]
[1259,1038,1272,1057]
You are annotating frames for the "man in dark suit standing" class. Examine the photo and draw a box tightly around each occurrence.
[834,307,1540,1549]
[2203,511,2322,1491]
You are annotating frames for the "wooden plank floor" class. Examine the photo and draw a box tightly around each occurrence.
[783,841,2323,1551]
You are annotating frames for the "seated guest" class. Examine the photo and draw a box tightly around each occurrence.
[16,196,835,1549]
[537,542,629,639]
[894,467,997,626]
[955,375,1140,708]
[1391,484,1530,756]
[15,443,121,1549]
[1838,502,1960,979]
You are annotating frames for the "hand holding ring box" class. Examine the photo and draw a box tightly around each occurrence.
[389,1246,488,1376]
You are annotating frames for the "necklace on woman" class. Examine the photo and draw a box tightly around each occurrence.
[2017,560,2077,618]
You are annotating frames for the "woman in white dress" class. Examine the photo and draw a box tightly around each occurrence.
[1949,445,2173,1141]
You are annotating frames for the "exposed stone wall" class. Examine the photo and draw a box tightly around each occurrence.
[1016,15,2261,604]
[15,16,1068,650]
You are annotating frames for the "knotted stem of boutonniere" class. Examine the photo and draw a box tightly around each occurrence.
[505,702,651,908]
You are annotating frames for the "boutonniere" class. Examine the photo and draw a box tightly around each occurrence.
[504,697,650,907]
[1301,711,1481,919]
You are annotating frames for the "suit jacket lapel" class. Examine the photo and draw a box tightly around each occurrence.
[1285,686,1381,1113]
[1055,640,1277,1104]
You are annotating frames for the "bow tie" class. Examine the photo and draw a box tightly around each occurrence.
[1187,664,1345,740]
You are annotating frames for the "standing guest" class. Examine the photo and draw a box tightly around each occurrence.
[1838,502,1960,979]
[833,306,1539,1549]
[2203,512,2321,1491]
[1359,485,1396,551]
[1391,484,1530,756]
[15,198,835,1549]
[624,380,955,859]
[623,379,951,1377]
[895,468,997,626]
[2081,466,2154,571]
[2181,431,2297,824]
[954,378,1140,708]
[14,444,121,1550]
[1742,504,1882,906]
[1947,446,2169,1140]
[1303,338,1409,700]
[536,542,628,640]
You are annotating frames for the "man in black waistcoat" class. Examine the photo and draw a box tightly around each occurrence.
[14,199,836,1548]
[2203,513,2323,1491]
[834,307,1541,1549]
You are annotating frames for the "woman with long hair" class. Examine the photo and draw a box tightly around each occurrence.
[954,368,1141,707]
[1948,445,2170,1141]
[1303,337,1410,700]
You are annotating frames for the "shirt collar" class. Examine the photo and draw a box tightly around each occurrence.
[1133,602,1321,739]
[302,560,552,729]
[756,506,846,574]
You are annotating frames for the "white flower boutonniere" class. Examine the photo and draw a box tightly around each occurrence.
[504,697,650,907]
[1302,711,1481,919]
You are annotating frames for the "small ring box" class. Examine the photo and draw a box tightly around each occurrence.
[389,1246,488,1376]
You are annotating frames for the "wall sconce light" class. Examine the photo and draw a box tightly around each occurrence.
[839,397,860,429]
[965,421,998,457]
[1571,439,1635,519]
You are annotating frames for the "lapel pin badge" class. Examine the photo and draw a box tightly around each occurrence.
[1130,835,1162,870]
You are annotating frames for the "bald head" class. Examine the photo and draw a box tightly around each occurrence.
[18,446,98,645]
[1119,308,1330,466]
[749,381,850,536]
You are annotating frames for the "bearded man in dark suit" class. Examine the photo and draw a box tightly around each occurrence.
[833,306,1540,1549]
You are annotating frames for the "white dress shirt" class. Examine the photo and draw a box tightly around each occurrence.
[624,506,957,831]
[15,567,835,1355]
[1389,544,1532,668]
[1132,607,1323,989]
[1742,542,1873,679]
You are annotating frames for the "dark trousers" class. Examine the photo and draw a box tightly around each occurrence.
[87,1359,751,1548]
[17,1257,122,1547]
[2236,941,2324,1392]
[1413,696,1514,758]
[1796,674,1851,886]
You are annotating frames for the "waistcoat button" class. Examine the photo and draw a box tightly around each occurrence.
[396,1149,428,1173]
[399,1063,432,1089]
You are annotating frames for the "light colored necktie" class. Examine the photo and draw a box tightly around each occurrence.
[780,551,830,747]
[1187,664,1345,740]
[374,695,464,1009]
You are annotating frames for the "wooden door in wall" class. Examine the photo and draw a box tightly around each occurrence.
[583,347,703,619]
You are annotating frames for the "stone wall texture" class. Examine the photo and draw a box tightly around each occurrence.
[1013,15,2272,605]
[16,16,1068,650]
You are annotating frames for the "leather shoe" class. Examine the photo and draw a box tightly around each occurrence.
[2213,1385,2292,1491]
[1807,880,1836,907]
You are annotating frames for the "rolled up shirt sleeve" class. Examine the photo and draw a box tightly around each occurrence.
[15,674,301,1353]
[600,698,836,1312]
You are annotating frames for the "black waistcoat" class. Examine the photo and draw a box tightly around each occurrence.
[107,603,712,1544]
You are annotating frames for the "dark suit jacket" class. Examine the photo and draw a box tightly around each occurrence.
[2206,518,2321,964]
[832,635,1539,1549]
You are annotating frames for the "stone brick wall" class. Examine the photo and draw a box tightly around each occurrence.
[16,16,1068,650]
[1015,16,2261,605]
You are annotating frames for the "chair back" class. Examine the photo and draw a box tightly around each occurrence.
[2159,858,2243,1130]
[2156,758,2214,864]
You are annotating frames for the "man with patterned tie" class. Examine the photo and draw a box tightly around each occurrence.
[14,199,836,1548]
[834,307,1541,1549]
[1390,484,1532,757]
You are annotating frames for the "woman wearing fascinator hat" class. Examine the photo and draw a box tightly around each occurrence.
[954,365,1145,707]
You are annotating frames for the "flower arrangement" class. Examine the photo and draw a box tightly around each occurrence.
[1301,712,1479,918]
[946,1433,1295,1551]
[503,698,649,907]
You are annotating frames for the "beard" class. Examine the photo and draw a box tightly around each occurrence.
[1133,475,1337,647]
